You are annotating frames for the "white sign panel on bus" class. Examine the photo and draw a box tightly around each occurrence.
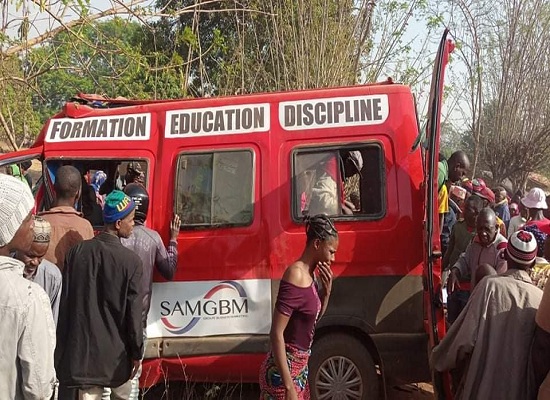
[146,279,271,338]
[279,94,389,130]
[45,114,151,142]
[165,104,270,138]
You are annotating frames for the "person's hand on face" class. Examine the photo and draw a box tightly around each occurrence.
[317,261,333,295]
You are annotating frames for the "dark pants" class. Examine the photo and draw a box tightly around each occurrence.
[58,385,78,400]
[447,290,470,324]
[532,325,550,393]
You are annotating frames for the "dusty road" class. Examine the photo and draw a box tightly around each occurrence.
[144,382,435,399]
[385,383,434,399]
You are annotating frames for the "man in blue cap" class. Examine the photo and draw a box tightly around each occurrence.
[56,190,143,399]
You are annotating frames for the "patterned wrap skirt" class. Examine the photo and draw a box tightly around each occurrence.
[259,344,311,400]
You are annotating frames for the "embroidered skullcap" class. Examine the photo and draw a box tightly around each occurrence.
[507,230,538,265]
[33,216,51,243]
[0,174,34,247]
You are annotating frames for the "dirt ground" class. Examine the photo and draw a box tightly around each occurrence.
[385,383,434,399]
[144,382,435,399]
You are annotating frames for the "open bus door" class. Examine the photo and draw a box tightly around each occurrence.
[423,29,454,399]
[0,146,49,210]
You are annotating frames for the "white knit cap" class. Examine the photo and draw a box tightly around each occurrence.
[506,230,538,265]
[0,174,35,247]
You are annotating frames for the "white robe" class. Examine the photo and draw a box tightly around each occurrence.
[431,269,543,399]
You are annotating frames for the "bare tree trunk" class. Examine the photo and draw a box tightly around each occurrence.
[0,111,19,151]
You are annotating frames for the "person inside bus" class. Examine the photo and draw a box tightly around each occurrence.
[99,161,125,195]
[341,150,363,214]
[307,150,363,216]
[91,170,107,207]
[81,181,104,227]
[125,162,145,186]
[259,214,337,400]
[6,163,26,183]
[307,155,339,216]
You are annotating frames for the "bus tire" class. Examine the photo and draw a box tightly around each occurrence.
[309,333,379,400]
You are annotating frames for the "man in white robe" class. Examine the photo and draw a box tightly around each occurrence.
[432,230,543,399]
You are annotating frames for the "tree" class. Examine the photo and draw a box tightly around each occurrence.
[444,0,550,190]
[479,0,550,191]
[29,18,183,121]
[146,0,374,94]
[0,56,41,150]
[445,0,492,177]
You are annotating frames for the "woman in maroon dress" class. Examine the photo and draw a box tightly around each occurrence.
[259,215,338,400]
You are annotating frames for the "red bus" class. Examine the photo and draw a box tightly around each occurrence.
[0,31,453,400]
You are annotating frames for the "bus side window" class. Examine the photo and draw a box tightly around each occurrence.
[175,150,254,228]
[292,144,385,220]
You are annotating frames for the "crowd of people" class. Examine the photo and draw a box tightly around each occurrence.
[0,159,336,400]
[0,164,179,400]
[7,147,550,400]
[434,151,550,399]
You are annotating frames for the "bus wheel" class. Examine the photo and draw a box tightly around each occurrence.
[310,333,379,400]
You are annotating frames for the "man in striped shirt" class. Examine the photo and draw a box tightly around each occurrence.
[117,183,180,400]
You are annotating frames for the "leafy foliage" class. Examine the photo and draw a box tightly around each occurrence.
[29,18,183,122]
[0,57,41,149]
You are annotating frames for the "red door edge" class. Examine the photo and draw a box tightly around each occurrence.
[424,28,455,400]
[0,146,43,166]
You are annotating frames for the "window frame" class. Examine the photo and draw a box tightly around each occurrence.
[42,157,151,227]
[174,148,256,230]
[291,141,386,223]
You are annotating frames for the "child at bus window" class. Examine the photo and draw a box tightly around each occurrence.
[259,215,337,400]
[20,161,33,188]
